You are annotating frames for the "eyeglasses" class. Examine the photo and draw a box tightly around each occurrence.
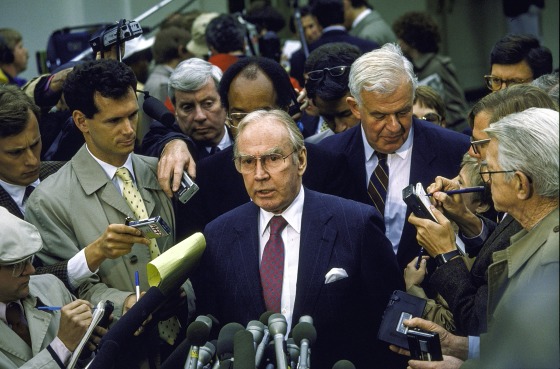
[7,255,34,277]
[234,150,296,174]
[307,66,349,81]
[470,138,491,155]
[479,165,515,184]
[415,113,443,125]
[226,112,249,128]
[483,75,529,91]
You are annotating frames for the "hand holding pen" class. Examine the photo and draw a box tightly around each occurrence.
[426,186,485,197]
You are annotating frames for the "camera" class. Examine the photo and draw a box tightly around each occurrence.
[406,328,443,361]
[89,19,143,53]
[127,216,171,239]
[174,172,199,204]
[402,183,438,222]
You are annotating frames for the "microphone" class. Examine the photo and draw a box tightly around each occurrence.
[233,330,256,369]
[332,360,356,369]
[298,315,313,325]
[292,322,317,369]
[216,322,245,369]
[255,311,274,367]
[185,319,212,369]
[286,338,299,369]
[268,313,288,369]
[197,341,216,369]
[246,320,264,349]
[141,90,175,127]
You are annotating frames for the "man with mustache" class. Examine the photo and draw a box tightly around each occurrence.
[319,43,470,269]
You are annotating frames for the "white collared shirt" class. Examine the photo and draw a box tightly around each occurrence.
[85,145,135,194]
[0,177,40,216]
[362,124,414,254]
[258,185,304,334]
[205,130,233,153]
[352,8,372,29]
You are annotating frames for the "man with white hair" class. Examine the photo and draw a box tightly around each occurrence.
[319,43,470,268]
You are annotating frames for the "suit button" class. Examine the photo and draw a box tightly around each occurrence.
[130,255,138,264]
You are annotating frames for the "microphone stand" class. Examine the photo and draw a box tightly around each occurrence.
[292,0,309,58]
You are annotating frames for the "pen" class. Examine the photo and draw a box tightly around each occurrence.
[135,270,140,302]
[37,306,62,311]
[415,248,424,270]
[426,186,485,197]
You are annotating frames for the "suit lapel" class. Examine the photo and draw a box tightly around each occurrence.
[22,297,54,356]
[132,155,161,217]
[293,190,336,322]
[409,120,437,184]
[0,185,24,219]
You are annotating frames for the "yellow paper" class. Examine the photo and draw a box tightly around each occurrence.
[147,232,206,295]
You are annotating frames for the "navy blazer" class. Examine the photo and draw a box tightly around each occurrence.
[175,143,355,240]
[289,29,380,86]
[319,118,470,268]
[192,189,404,368]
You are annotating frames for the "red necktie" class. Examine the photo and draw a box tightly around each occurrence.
[260,216,288,312]
[6,302,32,347]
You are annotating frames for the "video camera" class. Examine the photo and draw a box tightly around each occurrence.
[89,19,143,54]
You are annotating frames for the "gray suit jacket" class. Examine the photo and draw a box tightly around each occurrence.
[25,146,176,318]
[349,10,397,46]
[0,274,74,369]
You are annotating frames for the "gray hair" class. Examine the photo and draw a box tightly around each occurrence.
[532,71,559,102]
[349,43,418,106]
[485,107,559,198]
[233,109,304,163]
[168,58,222,104]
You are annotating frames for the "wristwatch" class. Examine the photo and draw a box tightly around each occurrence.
[435,249,462,267]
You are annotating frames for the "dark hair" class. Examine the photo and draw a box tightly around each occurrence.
[413,85,446,121]
[161,10,201,32]
[205,14,245,54]
[490,34,552,79]
[0,84,40,137]
[63,59,137,119]
[152,26,190,64]
[244,1,286,33]
[311,0,345,28]
[289,5,312,34]
[304,42,361,101]
[219,56,295,111]
[392,12,440,54]
[0,28,21,64]
[349,0,371,7]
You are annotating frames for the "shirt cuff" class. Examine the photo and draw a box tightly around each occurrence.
[468,335,480,359]
[50,336,72,365]
[68,249,98,289]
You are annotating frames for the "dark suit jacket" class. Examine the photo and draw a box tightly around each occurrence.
[430,214,523,335]
[318,118,470,268]
[289,28,380,86]
[192,189,404,368]
[175,143,355,240]
[0,161,70,289]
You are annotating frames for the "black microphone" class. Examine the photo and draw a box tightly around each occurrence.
[233,330,256,369]
[197,341,216,369]
[332,360,356,369]
[161,337,192,369]
[186,319,212,369]
[268,314,288,369]
[216,322,245,369]
[141,90,175,127]
[292,322,317,369]
[286,338,299,369]
[256,311,274,367]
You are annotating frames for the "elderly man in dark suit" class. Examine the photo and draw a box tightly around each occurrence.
[192,109,403,368]
[319,43,470,269]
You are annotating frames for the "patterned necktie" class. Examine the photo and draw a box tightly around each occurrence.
[367,152,389,216]
[114,167,180,345]
[23,185,35,203]
[260,216,288,313]
[6,302,32,347]
[209,146,221,154]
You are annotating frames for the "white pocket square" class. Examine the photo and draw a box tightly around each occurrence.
[324,268,348,284]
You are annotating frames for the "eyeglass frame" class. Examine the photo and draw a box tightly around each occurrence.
[483,75,529,91]
[415,112,443,125]
[3,255,35,278]
[470,138,491,155]
[306,65,349,81]
[233,150,297,174]
[225,112,249,128]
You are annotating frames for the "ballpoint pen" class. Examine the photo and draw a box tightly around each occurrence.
[426,186,485,196]
[135,270,141,302]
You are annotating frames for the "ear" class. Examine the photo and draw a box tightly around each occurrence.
[347,96,361,120]
[515,171,533,200]
[72,110,89,134]
[297,147,307,176]
[475,202,491,214]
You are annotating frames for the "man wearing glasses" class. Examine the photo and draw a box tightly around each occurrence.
[0,206,100,369]
[483,34,552,93]
[191,109,403,369]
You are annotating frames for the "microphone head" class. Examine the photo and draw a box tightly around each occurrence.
[267,313,287,337]
[259,311,275,327]
[246,320,265,345]
[332,360,356,369]
[217,322,245,361]
[292,321,317,346]
[233,330,256,369]
[286,338,300,362]
[196,315,213,329]
[142,94,175,127]
[186,320,211,346]
[298,315,314,325]
[198,341,216,366]
[207,314,221,340]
